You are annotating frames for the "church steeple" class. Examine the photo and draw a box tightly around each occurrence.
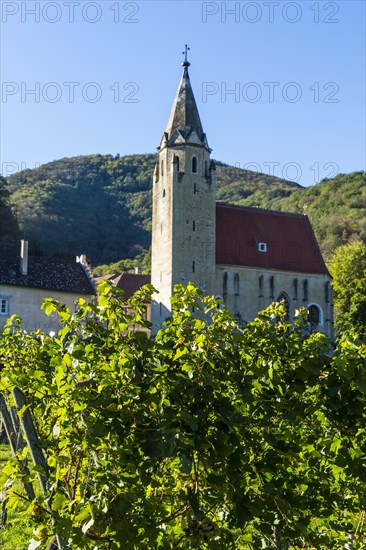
[151,48,216,335]
[163,46,209,149]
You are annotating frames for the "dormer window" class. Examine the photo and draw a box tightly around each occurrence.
[192,156,197,173]
[258,242,267,252]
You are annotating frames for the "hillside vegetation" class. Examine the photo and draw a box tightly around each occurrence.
[0,175,19,244]
[4,154,365,265]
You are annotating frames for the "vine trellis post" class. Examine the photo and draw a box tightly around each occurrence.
[0,389,69,549]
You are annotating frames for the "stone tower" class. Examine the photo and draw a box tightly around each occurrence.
[151,53,216,334]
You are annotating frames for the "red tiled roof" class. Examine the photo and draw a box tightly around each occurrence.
[114,273,151,299]
[216,203,328,275]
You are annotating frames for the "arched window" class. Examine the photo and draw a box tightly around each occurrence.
[308,304,323,327]
[278,292,290,321]
[192,156,197,173]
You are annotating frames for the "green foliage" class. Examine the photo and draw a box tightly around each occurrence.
[272,172,366,260]
[0,284,366,548]
[0,444,34,549]
[93,247,151,277]
[6,154,156,263]
[0,175,19,243]
[329,241,366,339]
[5,155,365,265]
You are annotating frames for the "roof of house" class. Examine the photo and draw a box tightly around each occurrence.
[0,255,96,295]
[113,273,151,299]
[216,203,329,275]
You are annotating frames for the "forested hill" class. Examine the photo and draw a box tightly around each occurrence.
[4,153,365,265]
[0,175,19,243]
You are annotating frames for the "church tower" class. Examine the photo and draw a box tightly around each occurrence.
[151,48,216,334]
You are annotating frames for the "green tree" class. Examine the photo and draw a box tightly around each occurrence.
[329,241,366,338]
[0,284,365,549]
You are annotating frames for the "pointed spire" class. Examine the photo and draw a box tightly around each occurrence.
[164,46,206,145]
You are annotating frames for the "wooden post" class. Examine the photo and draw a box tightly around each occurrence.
[12,388,49,493]
[12,388,68,550]
[0,392,35,501]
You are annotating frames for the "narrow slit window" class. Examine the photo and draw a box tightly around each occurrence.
[325,282,330,303]
[174,155,180,171]
[192,261,195,273]
[193,220,196,232]
[192,156,197,173]
[223,272,228,302]
[259,275,263,294]
[269,276,274,300]
[161,160,164,176]
[162,189,166,198]
[194,183,197,194]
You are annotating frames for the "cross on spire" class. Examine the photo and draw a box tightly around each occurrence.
[182,44,190,67]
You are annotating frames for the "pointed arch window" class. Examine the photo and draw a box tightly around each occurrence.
[192,156,198,173]
[308,304,321,326]
[278,292,290,321]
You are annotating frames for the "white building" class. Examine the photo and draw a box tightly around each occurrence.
[0,241,96,333]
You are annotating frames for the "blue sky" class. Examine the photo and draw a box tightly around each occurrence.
[1,0,365,186]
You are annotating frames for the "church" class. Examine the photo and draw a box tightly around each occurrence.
[149,51,333,338]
